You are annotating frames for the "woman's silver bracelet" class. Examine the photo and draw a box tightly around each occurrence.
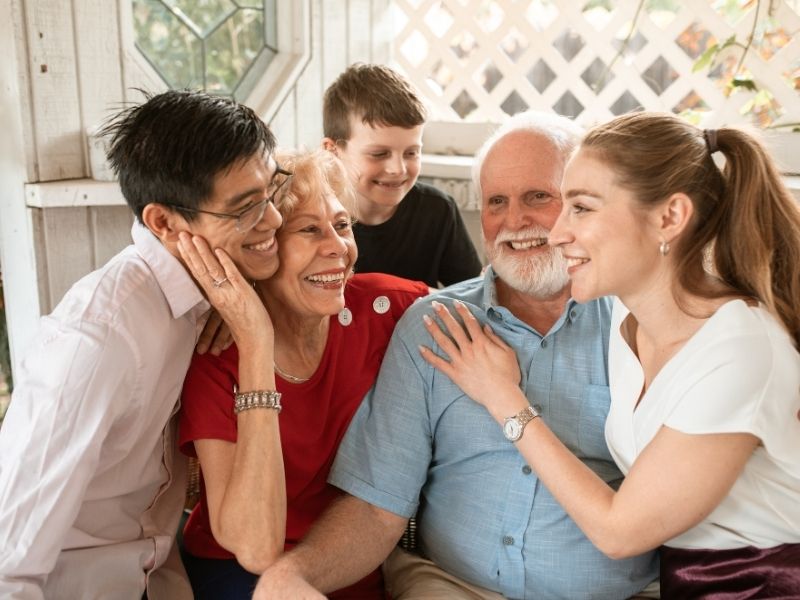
[234,389,282,414]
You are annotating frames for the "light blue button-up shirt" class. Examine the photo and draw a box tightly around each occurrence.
[329,268,658,599]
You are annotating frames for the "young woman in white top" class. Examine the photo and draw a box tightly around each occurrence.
[419,111,800,597]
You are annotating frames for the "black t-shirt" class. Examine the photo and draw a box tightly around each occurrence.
[353,182,483,287]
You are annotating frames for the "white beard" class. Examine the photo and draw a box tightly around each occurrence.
[484,227,570,299]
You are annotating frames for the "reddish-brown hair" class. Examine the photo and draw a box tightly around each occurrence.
[582,111,800,346]
[323,63,426,144]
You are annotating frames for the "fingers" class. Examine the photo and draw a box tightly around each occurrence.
[197,310,223,355]
[177,232,210,282]
[483,322,512,352]
[210,321,233,356]
[422,312,461,361]
[177,232,225,293]
[213,246,247,289]
[431,301,471,350]
[177,232,246,294]
[452,300,485,343]
[418,344,456,380]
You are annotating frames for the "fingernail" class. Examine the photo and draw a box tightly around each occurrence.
[431,301,443,311]
[196,343,207,354]
[418,345,427,354]
[422,314,432,325]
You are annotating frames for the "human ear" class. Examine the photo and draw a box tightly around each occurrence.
[658,192,694,243]
[141,203,187,246]
[321,138,338,154]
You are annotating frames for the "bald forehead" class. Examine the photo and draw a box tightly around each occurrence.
[480,130,565,195]
[485,130,561,164]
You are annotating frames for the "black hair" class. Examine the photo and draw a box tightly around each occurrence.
[101,89,276,221]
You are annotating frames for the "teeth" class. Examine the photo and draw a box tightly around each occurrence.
[306,272,345,283]
[375,181,404,188]
[507,239,547,250]
[566,258,589,268]
[244,239,274,252]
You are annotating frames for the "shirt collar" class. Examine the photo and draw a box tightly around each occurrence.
[132,222,209,319]
[480,264,584,330]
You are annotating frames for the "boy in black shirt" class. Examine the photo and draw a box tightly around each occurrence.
[322,63,482,288]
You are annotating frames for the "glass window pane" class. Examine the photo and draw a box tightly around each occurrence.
[134,0,274,100]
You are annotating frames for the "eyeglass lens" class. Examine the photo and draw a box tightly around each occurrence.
[234,172,291,232]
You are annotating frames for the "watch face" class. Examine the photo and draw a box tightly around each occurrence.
[503,418,522,441]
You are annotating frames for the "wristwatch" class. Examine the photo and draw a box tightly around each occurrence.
[503,405,541,442]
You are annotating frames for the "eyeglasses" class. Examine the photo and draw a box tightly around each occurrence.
[167,165,293,233]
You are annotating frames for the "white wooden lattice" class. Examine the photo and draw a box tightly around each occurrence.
[391,0,800,127]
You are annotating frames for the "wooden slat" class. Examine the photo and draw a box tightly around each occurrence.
[30,208,52,315]
[295,0,324,147]
[90,205,133,268]
[26,179,125,208]
[347,0,372,64]
[10,0,38,182]
[1,0,44,367]
[320,0,348,92]
[73,0,125,156]
[24,0,84,181]
[270,92,298,149]
[39,207,95,310]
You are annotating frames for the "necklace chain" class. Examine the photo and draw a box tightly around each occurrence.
[273,361,310,383]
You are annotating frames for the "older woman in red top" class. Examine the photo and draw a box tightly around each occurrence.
[176,149,428,599]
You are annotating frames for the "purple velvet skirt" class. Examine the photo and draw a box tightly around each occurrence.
[660,543,800,599]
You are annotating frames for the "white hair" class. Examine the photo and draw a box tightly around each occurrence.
[471,111,585,203]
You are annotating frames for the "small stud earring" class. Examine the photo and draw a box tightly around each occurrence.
[659,240,670,256]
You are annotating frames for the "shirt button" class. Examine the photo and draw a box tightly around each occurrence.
[522,465,532,475]
[502,536,514,546]
[533,404,543,412]
[570,309,578,320]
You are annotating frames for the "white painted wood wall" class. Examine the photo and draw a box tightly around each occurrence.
[2,0,393,367]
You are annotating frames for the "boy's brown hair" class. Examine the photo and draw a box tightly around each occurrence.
[323,63,427,144]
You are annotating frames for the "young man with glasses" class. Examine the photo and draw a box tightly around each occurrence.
[0,90,284,600]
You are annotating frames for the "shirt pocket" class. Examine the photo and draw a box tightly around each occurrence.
[577,384,614,461]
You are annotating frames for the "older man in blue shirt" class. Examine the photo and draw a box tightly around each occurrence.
[254,112,658,600]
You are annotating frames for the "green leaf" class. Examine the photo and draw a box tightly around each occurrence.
[693,43,719,72]
[719,34,737,50]
[731,76,758,92]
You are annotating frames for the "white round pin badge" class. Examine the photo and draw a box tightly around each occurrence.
[372,296,390,314]
[338,307,353,326]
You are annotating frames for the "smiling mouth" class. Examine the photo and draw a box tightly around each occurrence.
[374,179,406,188]
[503,239,548,251]
[243,238,276,252]
[305,271,346,288]
[566,257,589,268]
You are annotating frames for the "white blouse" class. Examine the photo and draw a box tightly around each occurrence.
[606,298,800,549]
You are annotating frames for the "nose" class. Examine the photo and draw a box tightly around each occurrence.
[255,201,283,231]
[385,153,406,176]
[321,224,348,256]
[548,207,571,247]
[505,199,532,230]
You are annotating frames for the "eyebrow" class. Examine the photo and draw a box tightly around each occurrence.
[222,159,281,210]
[223,188,264,211]
[290,209,350,222]
[565,188,602,200]
[363,144,421,150]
